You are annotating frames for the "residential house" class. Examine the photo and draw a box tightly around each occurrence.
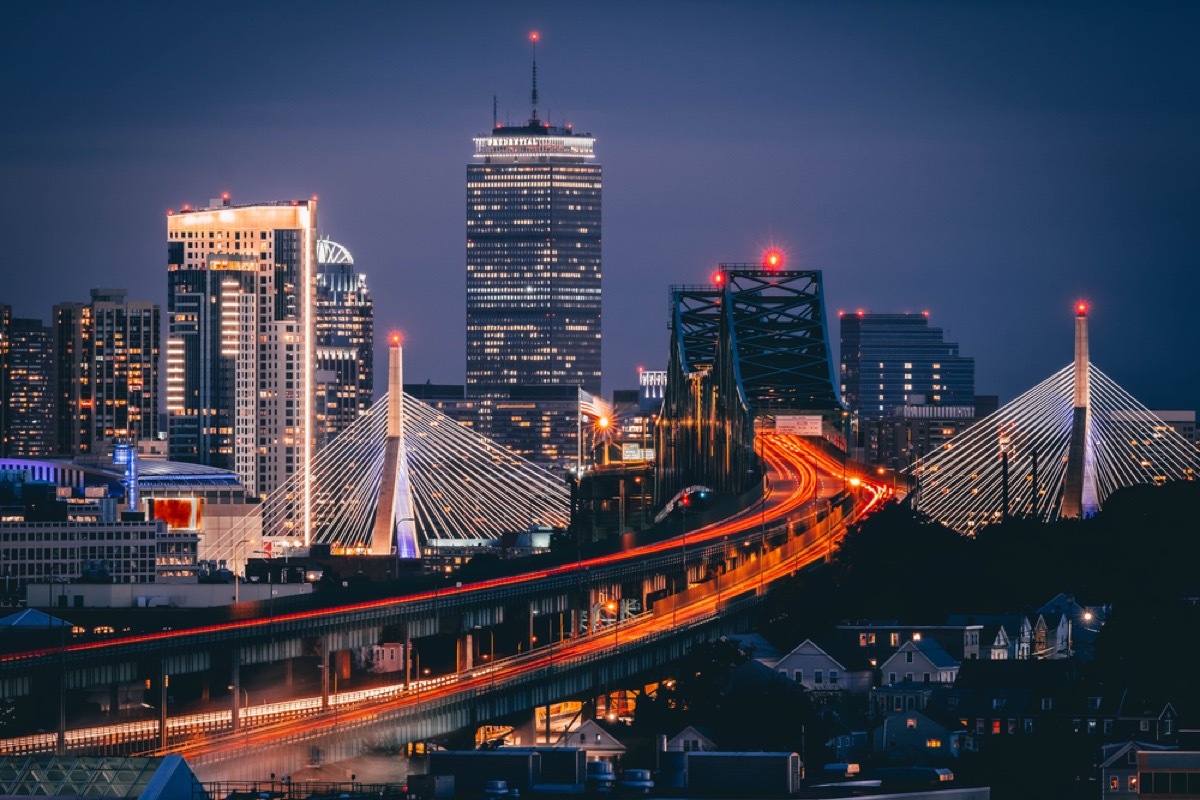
[880,639,959,687]
[665,725,719,753]
[1099,741,1174,799]
[836,622,984,664]
[773,639,873,694]
[946,613,1032,660]
[558,719,626,762]
[872,711,956,762]
[1136,751,1200,796]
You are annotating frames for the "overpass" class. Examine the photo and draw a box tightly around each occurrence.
[0,436,892,775]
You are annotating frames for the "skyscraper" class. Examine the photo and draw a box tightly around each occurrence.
[465,42,602,400]
[53,289,160,455]
[2,316,56,457]
[166,195,317,499]
[314,238,374,450]
[840,311,975,419]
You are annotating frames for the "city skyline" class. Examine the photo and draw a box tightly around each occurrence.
[2,2,1198,411]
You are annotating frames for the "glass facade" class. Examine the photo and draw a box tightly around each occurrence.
[166,197,317,499]
[2,317,56,457]
[314,240,374,450]
[466,121,602,399]
[53,290,159,455]
[840,312,975,420]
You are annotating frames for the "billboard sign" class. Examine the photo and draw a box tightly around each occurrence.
[776,415,824,436]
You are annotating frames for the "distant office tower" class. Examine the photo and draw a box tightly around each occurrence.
[52,289,160,455]
[3,317,56,457]
[0,303,8,455]
[313,239,374,449]
[466,56,602,399]
[840,312,974,420]
[166,195,317,499]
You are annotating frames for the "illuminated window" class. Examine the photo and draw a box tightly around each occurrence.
[926,738,942,748]
[906,718,917,729]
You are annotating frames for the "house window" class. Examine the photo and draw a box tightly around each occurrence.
[1128,776,1137,791]
[975,719,984,734]
[906,652,914,663]
[992,720,1001,735]
[814,670,823,684]
[1008,719,1016,734]
[1041,698,1053,711]
[893,697,903,712]
[829,670,839,685]
[1024,719,1034,734]
[906,718,917,729]
[926,738,942,748]
[890,633,899,647]
[795,670,803,683]
[859,633,868,646]
[1110,778,1118,790]
[1164,719,1173,735]
[923,673,931,684]
[993,698,1006,710]
[1140,720,1150,732]
[1088,696,1102,710]
[889,672,896,685]
[1104,720,1113,735]
[905,673,913,682]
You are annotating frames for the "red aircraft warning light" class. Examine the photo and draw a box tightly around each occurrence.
[713,270,725,285]
[1075,301,1088,317]
[530,31,539,42]
[390,333,402,346]
[763,249,783,269]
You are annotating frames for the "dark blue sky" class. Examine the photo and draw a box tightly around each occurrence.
[3,2,1197,411]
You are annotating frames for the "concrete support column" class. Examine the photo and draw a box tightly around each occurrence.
[321,639,330,711]
[457,632,474,673]
[512,707,538,747]
[230,657,242,732]
[285,658,293,688]
[404,627,412,687]
[109,683,119,718]
[158,663,169,750]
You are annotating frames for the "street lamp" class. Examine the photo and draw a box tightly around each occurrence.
[226,684,249,726]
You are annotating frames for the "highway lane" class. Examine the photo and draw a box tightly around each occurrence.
[0,435,888,758]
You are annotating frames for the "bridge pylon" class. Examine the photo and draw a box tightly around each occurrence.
[371,335,419,557]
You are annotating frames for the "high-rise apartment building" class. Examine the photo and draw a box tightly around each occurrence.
[3,316,56,457]
[840,311,975,420]
[465,73,602,399]
[53,289,160,455]
[0,303,9,454]
[166,195,317,499]
[314,238,374,450]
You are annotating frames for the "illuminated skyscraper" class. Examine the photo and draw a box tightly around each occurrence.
[314,238,374,449]
[465,42,602,400]
[166,195,317,499]
[840,311,975,420]
[53,289,160,455]
[2,316,56,457]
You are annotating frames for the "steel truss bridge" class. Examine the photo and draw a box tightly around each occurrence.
[657,264,843,504]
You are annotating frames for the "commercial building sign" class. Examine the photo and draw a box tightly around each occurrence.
[776,415,823,436]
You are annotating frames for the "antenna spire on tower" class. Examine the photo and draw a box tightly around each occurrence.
[530,31,540,124]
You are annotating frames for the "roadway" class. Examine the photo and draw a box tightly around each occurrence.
[0,435,890,761]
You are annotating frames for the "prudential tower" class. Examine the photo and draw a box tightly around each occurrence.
[465,33,602,400]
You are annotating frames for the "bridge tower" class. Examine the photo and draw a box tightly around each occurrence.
[371,335,419,557]
[1060,302,1098,518]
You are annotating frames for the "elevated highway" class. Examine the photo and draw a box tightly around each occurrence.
[0,436,890,775]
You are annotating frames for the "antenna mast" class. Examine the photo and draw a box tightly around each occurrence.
[493,94,497,129]
[530,31,540,124]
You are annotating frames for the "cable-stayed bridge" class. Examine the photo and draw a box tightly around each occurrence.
[205,343,570,565]
[913,306,1197,533]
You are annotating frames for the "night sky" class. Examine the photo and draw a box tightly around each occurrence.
[3,2,1198,412]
